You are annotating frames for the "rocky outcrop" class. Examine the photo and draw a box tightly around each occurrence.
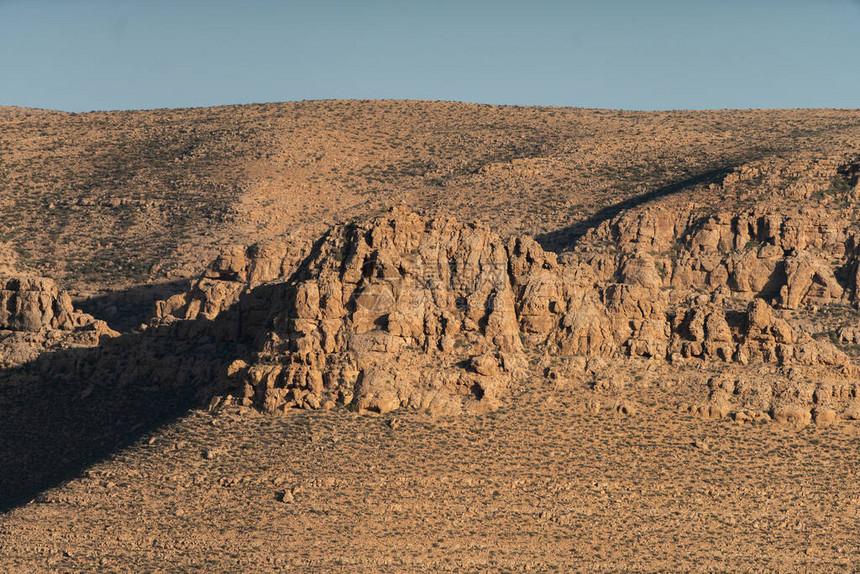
[779,252,844,310]
[4,200,852,426]
[579,200,856,310]
[156,236,312,322]
[1,276,86,331]
[0,276,118,367]
[669,297,852,370]
[148,208,856,421]
[210,212,527,415]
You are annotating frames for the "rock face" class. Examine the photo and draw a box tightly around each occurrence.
[578,201,854,310]
[5,198,857,424]
[208,212,527,415]
[152,207,857,421]
[13,158,856,422]
[0,276,118,367]
[1,276,85,331]
[156,236,312,323]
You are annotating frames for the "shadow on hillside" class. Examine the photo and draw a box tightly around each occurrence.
[0,291,267,514]
[535,165,737,252]
[75,279,192,333]
[0,227,339,513]
[0,348,197,514]
[0,268,306,514]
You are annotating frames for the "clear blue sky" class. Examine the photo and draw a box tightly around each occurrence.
[1,0,858,112]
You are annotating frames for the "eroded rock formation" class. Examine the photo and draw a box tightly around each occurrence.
[151,204,858,422]
[0,276,118,367]
[204,212,528,415]
[7,157,860,426]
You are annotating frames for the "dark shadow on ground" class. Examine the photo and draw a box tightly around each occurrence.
[0,225,342,514]
[0,279,294,514]
[0,329,228,513]
[0,349,200,513]
[535,165,737,252]
[75,279,192,333]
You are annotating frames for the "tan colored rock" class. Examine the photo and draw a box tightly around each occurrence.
[771,405,812,427]
[812,407,838,426]
[209,210,530,414]
[779,252,843,310]
[138,205,860,420]
[0,276,71,331]
[726,248,781,298]
[619,255,664,289]
[0,275,119,367]
[614,400,637,416]
[471,352,501,377]
[155,237,311,322]
[355,370,402,414]
[746,299,774,331]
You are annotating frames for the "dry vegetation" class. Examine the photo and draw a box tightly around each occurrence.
[2,101,859,290]
[2,101,860,571]
[4,383,860,572]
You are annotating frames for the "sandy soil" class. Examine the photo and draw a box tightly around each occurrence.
[1,377,858,572]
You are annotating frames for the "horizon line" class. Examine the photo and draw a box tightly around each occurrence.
[2,98,860,115]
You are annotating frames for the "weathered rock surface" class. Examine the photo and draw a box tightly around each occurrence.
[579,205,849,304]
[148,206,859,422]
[206,211,528,415]
[0,276,118,367]
[156,236,312,323]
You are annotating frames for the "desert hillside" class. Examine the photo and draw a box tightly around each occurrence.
[2,101,860,571]
[2,101,859,291]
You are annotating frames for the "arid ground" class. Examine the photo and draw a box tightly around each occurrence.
[1,101,860,571]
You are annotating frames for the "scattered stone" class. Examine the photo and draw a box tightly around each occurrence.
[614,400,637,417]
